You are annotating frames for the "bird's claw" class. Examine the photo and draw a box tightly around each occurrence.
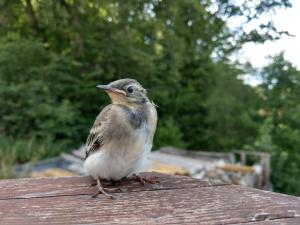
[131,175,160,185]
[104,187,124,193]
[92,189,115,199]
[91,176,116,199]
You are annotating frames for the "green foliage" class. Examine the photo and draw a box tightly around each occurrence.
[0,37,81,146]
[243,55,300,195]
[204,63,260,150]
[244,116,274,152]
[257,55,300,195]
[154,117,187,149]
[0,136,66,178]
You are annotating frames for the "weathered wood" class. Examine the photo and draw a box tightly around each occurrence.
[241,217,300,225]
[0,172,223,200]
[0,172,299,225]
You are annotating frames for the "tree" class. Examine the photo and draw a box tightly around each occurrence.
[257,54,300,195]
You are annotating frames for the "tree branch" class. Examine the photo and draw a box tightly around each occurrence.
[24,0,39,36]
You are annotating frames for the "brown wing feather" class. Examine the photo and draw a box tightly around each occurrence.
[85,105,112,159]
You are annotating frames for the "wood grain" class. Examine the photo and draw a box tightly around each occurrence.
[0,172,299,225]
[241,217,300,225]
[0,172,223,199]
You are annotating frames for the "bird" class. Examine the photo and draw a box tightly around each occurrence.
[83,78,157,198]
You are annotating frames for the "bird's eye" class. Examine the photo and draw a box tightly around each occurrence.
[127,86,134,93]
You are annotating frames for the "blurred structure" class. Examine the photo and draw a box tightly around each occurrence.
[144,147,271,190]
[13,146,271,190]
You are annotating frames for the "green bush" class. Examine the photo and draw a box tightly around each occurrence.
[154,117,186,149]
[0,136,66,178]
[0,37,81,146]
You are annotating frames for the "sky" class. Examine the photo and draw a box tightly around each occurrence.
[228,0,300,85]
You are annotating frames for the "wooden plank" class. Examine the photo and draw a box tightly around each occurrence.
[240,217,300,225]
[0,172,224,200]
[0,180,300,225]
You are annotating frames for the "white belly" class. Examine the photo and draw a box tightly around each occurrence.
[83,127,152,180]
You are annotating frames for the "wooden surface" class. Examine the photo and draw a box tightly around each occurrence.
[0,172,300,225]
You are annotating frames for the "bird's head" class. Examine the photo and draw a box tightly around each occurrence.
[97,78,149,106]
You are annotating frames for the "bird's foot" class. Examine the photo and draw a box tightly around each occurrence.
[92,177,118,199]
[92,188,114,199]
[129,174,160,186]
[105,187,124,193]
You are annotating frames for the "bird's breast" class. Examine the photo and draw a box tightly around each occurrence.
[84,124,153,180]
[108,122,152,159]
[84,102,157,180]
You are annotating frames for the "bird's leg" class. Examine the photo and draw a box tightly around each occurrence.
[92,176,114,199]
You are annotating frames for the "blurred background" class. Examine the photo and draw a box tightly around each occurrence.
[0,0,299,196]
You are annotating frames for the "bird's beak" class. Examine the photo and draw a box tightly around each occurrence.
[96,85,126,96]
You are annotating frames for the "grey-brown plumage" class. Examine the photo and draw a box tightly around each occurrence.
[83,78,157,198]
[85,104,149,158]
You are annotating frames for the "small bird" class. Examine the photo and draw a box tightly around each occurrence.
[84,78,157,198]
